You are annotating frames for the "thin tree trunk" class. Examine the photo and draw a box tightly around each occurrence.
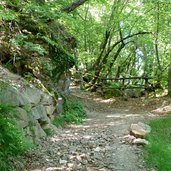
[61,0,89,13]
[168,63,171,96]
[105,43,125,77]
[93,31,111,69]
[154,2,162,71]
[83,5,89,51]
[90,31,151,87]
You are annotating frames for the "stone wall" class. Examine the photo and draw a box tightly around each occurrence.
[0,66,57,143]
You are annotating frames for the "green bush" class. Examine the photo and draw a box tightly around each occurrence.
[0,103,32,171]
[43,128,54,136]
[53,114,65,127]
[53,99,86,127]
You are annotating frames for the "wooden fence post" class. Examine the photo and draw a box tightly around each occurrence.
[144,77,149,97]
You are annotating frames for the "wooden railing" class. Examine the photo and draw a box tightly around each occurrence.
[99,76,153,92]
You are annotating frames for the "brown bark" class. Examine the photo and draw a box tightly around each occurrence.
[90,31,152,87]
[93,31,111,69]
[154,2,162,71]
[106,42,125,77]
[61,0,89,13]
[168,63,171,96]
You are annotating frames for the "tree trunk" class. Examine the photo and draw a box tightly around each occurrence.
[83,5,89,51]
[105,42,125,77]
[154,1,162,72]
[93,31,111,70]
[35,0,45,5]
[90,32,151,88]
[61,0,89,13]
[168,63,171,96]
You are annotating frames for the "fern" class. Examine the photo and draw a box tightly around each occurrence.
[53,99,86,127]
[0,103,32,170]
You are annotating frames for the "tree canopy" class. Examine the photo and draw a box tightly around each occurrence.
[0,0,171,95]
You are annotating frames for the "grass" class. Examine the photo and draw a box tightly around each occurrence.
[143,114,171,171]
[53,98,86,127]
[43,128,54,136]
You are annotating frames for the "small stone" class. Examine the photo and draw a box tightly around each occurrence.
[57,152,61,156]
[74,163,82,170]
[132,138,149,145]
[59,159,67,165]
[67,163,74,168]
[94,147,101,152]
[81,159,88,165]
[80,153,86,159]
[76,155,82,161]
[99,168,108,171]
[121,135,136,144]
[45,167,60,171]
[105,145,111,151]
[68,155,77,160]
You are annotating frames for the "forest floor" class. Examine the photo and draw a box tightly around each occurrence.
[22,86,170,171]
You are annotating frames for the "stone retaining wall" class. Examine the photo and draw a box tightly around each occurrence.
[0,66,57,143]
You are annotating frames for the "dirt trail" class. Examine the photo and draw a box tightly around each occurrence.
[21,87,166,171]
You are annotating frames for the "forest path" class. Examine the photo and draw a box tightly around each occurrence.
[23,86,165,171]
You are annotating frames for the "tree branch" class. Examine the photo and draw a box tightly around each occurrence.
[109,31,152,54]
[61,0,89,13]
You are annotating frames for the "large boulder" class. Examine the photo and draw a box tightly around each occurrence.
[130,122,151,138]
[29,105,49,123]
[14,107,29,128]
[0,86,29,106]
[45,105,56,117]
[40,92,54,105]
[22,86,42,105]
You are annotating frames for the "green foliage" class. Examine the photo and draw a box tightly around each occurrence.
[1,0,171,92]
[0,103,32,171]
[0,81,10,92]
[143,114,171,171]
[43,128,54,136]
[53,99,86,127]
[53,114,65,127]
[24,72,34,81]
[10,33,48,55]
[0,0,76,85]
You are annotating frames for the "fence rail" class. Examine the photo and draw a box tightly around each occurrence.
[99,77,154,95]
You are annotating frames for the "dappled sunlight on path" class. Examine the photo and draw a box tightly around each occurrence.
[152,104,171,114]
[23,86,166,171]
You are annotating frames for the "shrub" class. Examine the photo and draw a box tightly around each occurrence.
[0,103,32,171]
[43,128,54,136]
[53,98,86,127]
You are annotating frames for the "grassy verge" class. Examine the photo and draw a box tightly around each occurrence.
[143,114,171,171]
[53,98,86,127]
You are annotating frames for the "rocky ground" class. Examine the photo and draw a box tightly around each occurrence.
[19,87,169,171]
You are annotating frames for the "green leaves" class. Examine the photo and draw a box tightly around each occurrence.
[24,42,47,55]
[0,9,18,21]
[10,33,47,55]
[53,98,86,127]
[0,103,32,171]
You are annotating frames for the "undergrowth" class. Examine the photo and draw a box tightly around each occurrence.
[0,103,32,171]
[53,98,86,127]
[143,114,171,171]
